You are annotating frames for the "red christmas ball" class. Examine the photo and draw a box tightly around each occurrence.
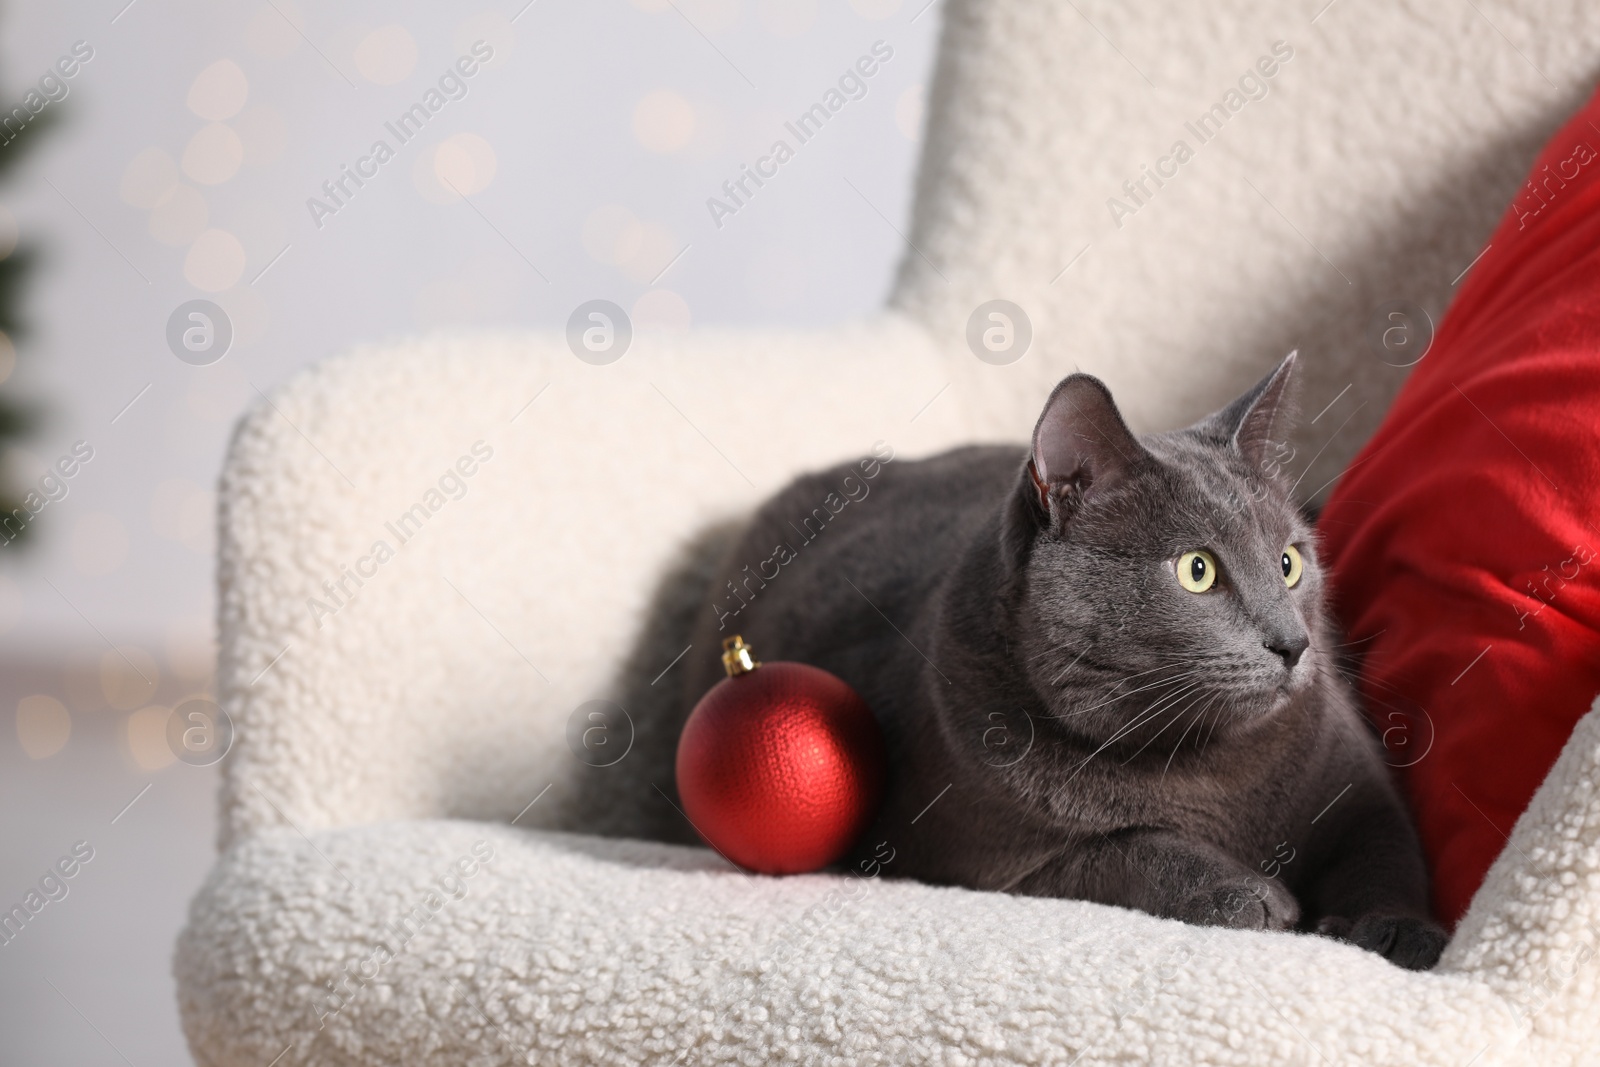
[676,636,887,875]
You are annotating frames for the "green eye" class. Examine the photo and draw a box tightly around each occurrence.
[1282,544,1304,588]
[1177,550,1217,593]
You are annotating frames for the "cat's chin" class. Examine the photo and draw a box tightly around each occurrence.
[1213,685,1303,736]
[1267,686,1297,715]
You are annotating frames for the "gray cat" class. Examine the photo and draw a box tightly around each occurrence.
[678,353,1447,969]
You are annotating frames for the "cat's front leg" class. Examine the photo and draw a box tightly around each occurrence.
[1300,780,1446,970]
[1013,828,1301,931]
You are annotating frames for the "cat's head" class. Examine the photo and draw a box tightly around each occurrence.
[1005,353,1328,749]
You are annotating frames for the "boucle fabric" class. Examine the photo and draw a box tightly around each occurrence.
[178,698,1600,1065]
[896,0,1600,489]
[178,0,1600,1063]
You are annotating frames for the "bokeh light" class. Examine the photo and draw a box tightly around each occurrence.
[181,123,245,186]
[183,228,247,290]
[147,184,209,246]
[246,2,303,59]
[16,694,71,760]
[633,90,697,154]
[234,104,287,165]
[354,25,419,85]
[186,59,249,121]
[101,645,159,711]
[119,148,180,210]
[127,704,178,771]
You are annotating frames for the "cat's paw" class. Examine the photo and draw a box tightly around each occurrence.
[1179,876,1300,931]
[1341,914,1448,971]
[1313,914,1352,940]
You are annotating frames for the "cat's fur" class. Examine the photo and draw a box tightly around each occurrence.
[679,354,1447,969]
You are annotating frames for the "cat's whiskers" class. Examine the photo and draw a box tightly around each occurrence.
[1061,667,1206,717]
[1066,653,1212,702]
[1108,653,1208,679]
[1200,693,1228,749]
[1027,638,1106,665]
[1308,662,1426,739]
[1327,630,1387,651]
[1061,672,1194,713]
[1059,679,1207,787]
[1056,711,1173,791]
[1045,643,1094,685]
[1118,681,1211,764]
[1054,652,1191,689]
[1308,657,1416,705]
[1204,691,1228,744]
[1162,692,1219,776]
[1300,658,1417,768]
[1137,677,1208,722]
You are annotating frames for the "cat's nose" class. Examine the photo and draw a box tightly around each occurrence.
[1265,634,1309,670]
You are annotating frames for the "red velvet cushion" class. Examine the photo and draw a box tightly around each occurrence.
[1318,88,1600,926]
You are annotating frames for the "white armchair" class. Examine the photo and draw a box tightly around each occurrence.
[176,1,1600,1063]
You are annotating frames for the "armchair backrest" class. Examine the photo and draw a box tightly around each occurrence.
[892,0,1600,485]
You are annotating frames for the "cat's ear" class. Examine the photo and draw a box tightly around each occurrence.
[1027,374,1144,528]
[1208,350,1299,468]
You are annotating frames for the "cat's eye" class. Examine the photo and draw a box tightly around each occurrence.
[1176,550,1217,593]
[1282,544,1304,588]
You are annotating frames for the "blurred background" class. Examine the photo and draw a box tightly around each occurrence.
[0,1,937,1061]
